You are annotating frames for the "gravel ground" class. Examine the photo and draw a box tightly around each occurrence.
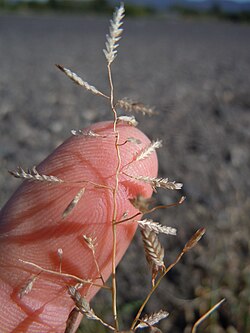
[0,12,250,333]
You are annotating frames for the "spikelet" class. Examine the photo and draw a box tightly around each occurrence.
[83,234,97,252]
[141,228,165,284]
[138,219,177,236]
[126,174,183,192]
[103,3,125,65]
[126,137,142,145]
[117,115,138,126]
[18,275,38,298]
[183,228,206,253]
[116,98,155,116]
[65,308,80,333]
[56,65,107,98]
[62,188,85,219]
[136,140,162,161]
[83,234,104,284]
[129,195,154,213]
[9,166,64,184]
[68,286,115,330]
[71,129,104,137]
[68,286,98,320]
[57,248,63,273]
[136,309,169,329]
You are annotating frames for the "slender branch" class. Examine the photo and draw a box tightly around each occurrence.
[130,251,185,330]
[130,228,206,330]
[19,259,110,290]
[191,298,226,333]
[107,62,121,332]
[83,235,105,285]
[115,196,185,226]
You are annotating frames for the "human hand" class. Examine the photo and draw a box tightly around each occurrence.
[0,121,158,333]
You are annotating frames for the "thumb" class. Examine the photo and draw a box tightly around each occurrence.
[0,120,158,333]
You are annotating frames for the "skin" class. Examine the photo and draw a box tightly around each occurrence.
[0,121,158,333]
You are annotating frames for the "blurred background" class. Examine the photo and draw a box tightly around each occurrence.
[0,1,250,332]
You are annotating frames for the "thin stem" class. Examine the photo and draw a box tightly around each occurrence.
[94,257,105,286]
[96,317,116,331]
[19,259,110,290]
[107,63,121,332]
[115,197,185,226]
[191,298,226,333]
[115,212,142,225]
[130,251,185,330]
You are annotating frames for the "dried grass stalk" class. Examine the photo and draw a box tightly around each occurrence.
[138,219,177,236]
[136,140,162,161]
[19,259,102,289]
[136,309,169,328]
[191,298,225,333]
[62,188,85,219]
[116,98,155,116]
[56,65,107,98]
[103,3,125,65]
[9,166,64,183]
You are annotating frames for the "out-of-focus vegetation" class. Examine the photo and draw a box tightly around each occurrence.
[0,0,111,13]
[171,3,250,23]
[0,0,250,22]
[0,0,155,16]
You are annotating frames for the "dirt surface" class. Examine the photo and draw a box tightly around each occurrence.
[0,13,249,333]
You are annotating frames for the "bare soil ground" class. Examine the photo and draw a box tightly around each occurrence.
[0,13,249,333]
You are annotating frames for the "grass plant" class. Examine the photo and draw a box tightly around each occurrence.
[9,4,226,333]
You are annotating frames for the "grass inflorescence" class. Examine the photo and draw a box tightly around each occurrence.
[10,4,226,333]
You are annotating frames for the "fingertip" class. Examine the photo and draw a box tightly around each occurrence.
[0,121,159,333]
